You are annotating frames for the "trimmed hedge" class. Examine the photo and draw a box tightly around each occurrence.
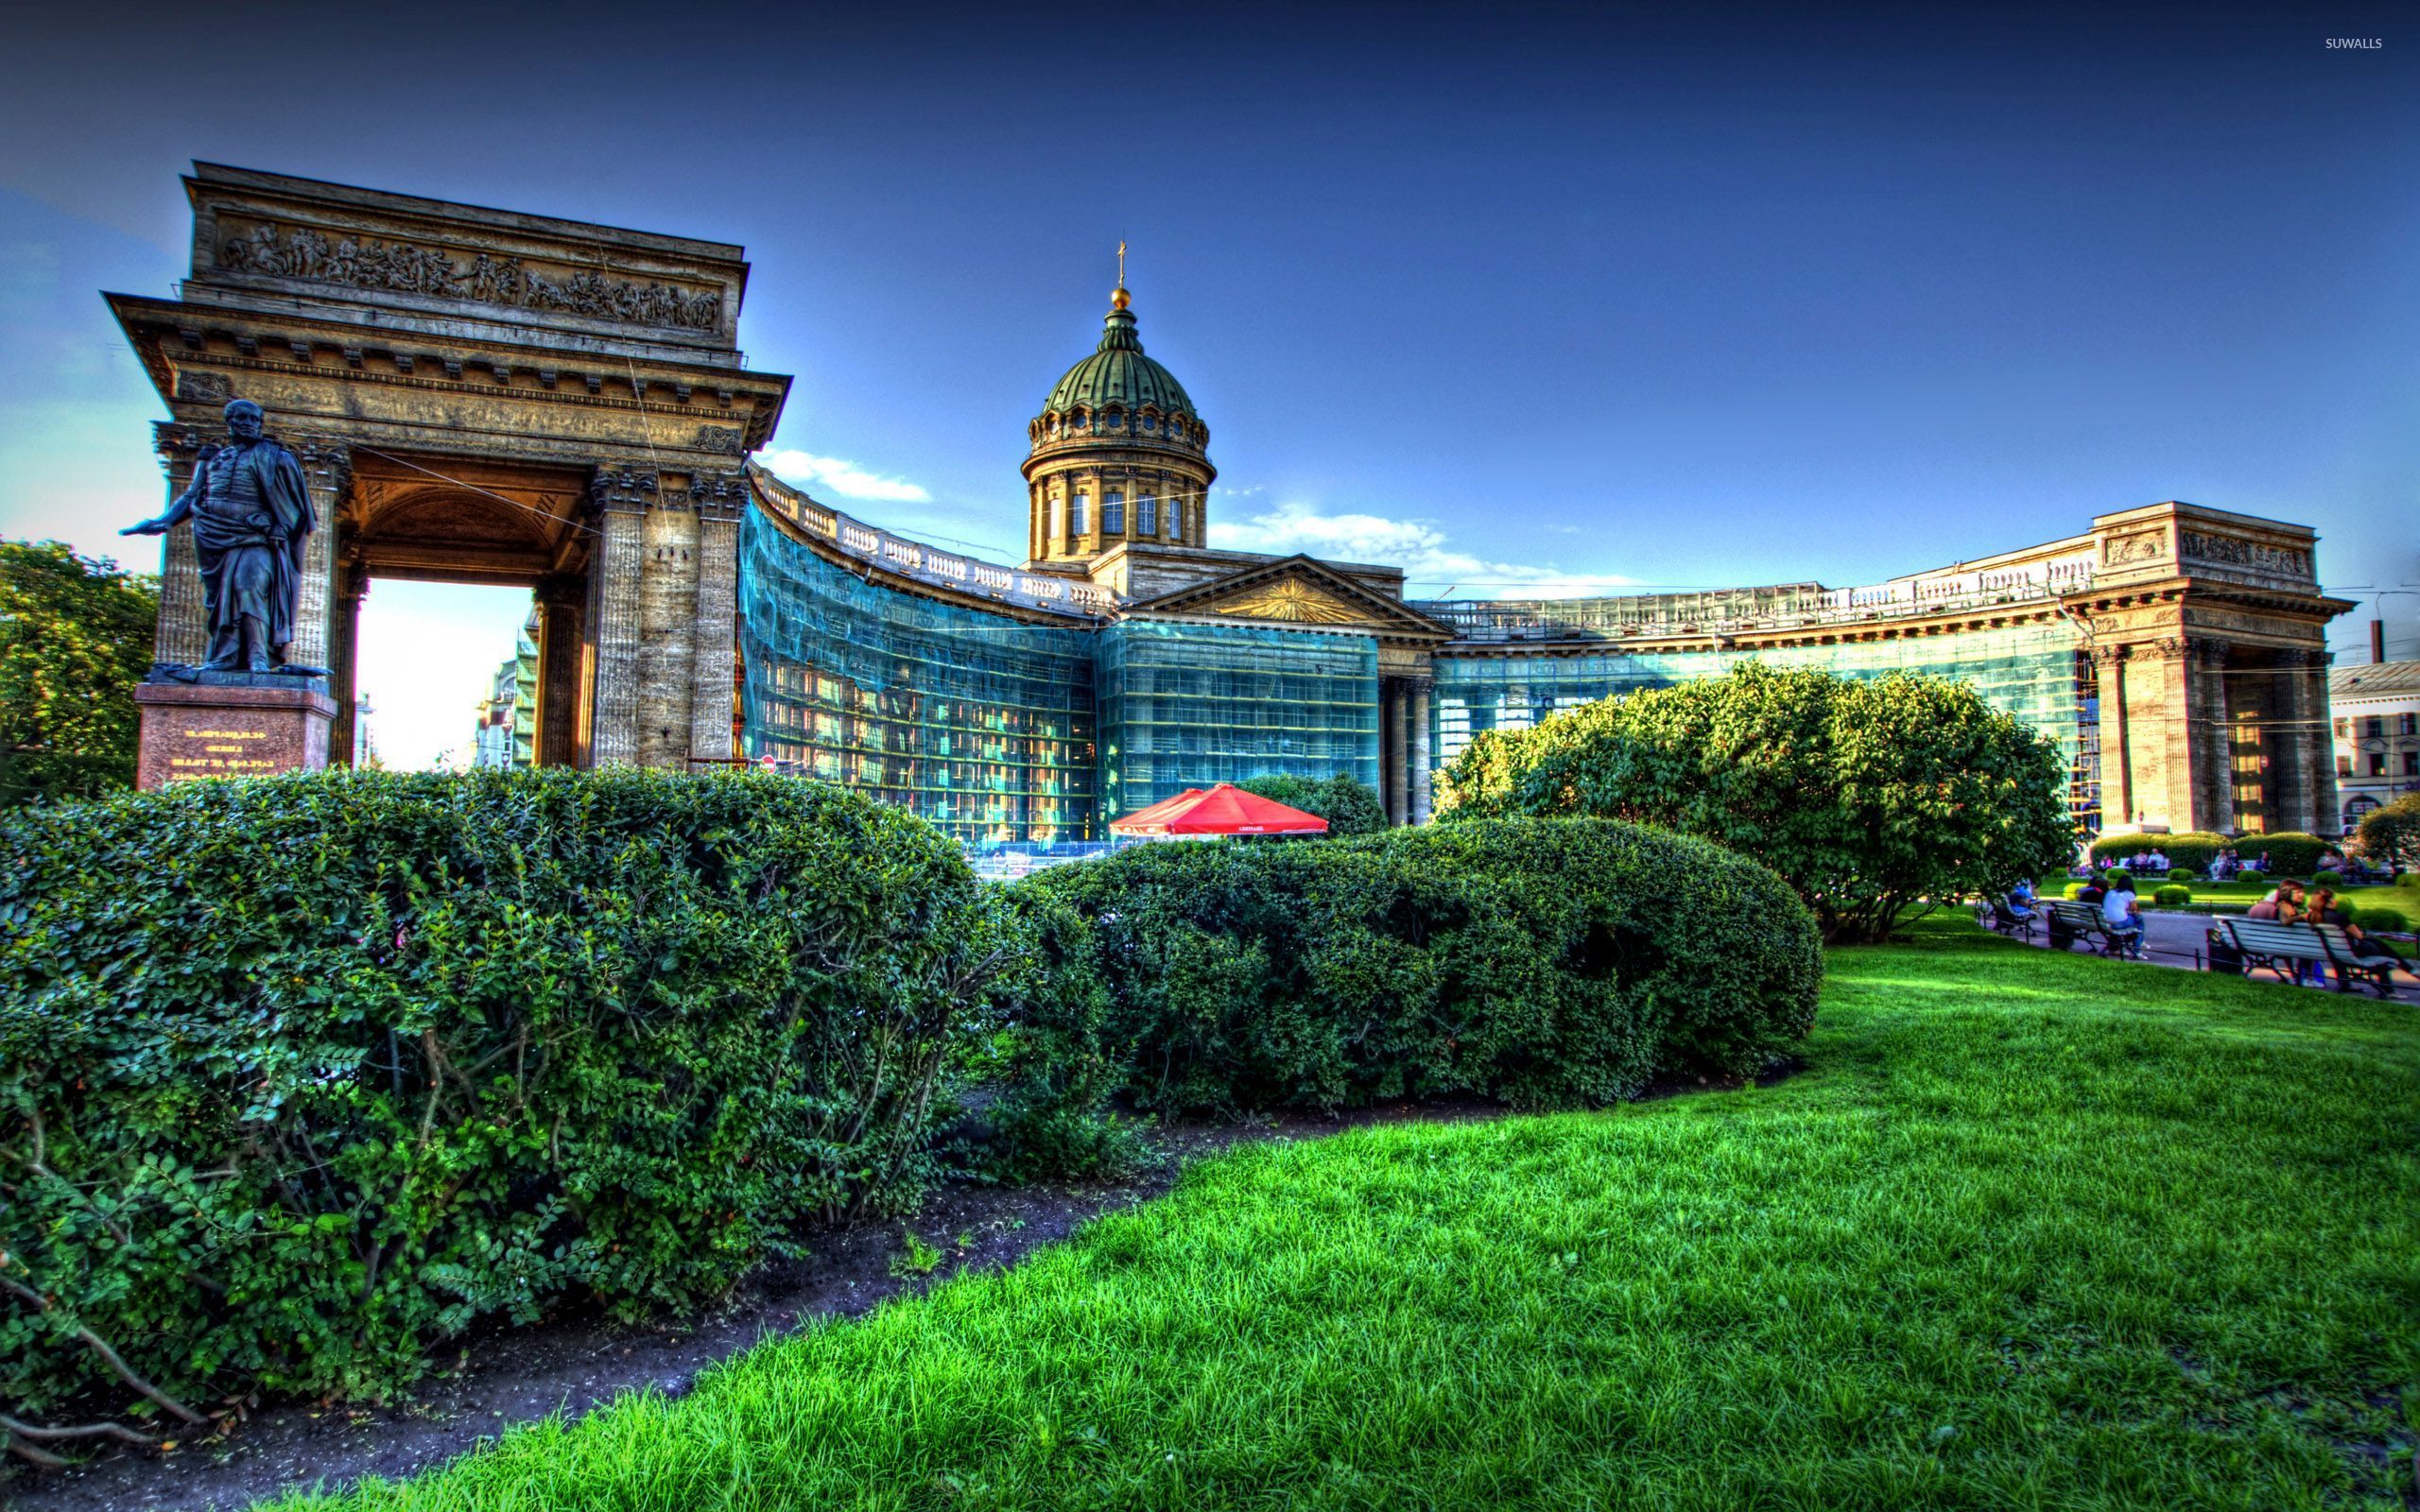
[2152,885,2192,906]
[2088,832,2335,878]
[0,769,1028,1439]
[1028,817,1823,1116]
[2354,906,2410,934]
[1235,774,1389,837]
[2088,832,2226,870]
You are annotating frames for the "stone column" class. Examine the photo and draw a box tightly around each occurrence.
[688,476,744,765]
[2191,639,2234,835]
[536,573,587,768]
[2286,649,2337,833]
[326,561,367,765]
[1382,679,1408,825]
[1409,676,1434,825]
[287,441,349,673]
[2091,646,2132,830]
[586,468,654,768]
[148,433,209,666]
[2152,636,2198,833]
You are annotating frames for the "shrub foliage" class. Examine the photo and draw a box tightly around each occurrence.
[2356,794,2420,874]
[1433,663,2074,942]
[0,541,160,809]
[0,768,1028,1444]
[2087,831,2332,877]
[1236,773,1389,836]
[1028,818,1823,1116]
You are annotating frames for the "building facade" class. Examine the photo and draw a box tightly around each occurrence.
[114,168,2353,842]
[2330,660,2420,834]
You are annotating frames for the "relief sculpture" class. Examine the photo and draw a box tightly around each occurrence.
[2179,530,2310,577]
[218,221,722,332]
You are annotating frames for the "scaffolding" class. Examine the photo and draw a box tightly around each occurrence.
[737,511,1100,845]
[1098,620,1380,820]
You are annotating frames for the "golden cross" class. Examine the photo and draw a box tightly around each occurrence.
[1117,240,1127,287]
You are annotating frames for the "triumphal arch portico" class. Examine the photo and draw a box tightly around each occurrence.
[108,163,792,768]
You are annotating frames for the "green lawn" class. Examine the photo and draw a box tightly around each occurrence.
[276,921,2420,1511]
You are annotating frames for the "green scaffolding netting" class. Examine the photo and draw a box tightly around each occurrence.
[737,511,1100,845]
[1098,619,1380,821]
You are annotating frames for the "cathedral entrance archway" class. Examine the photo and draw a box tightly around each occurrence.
[110,163,790,773]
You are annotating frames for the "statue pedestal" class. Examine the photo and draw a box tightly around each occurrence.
[134,674,337,790]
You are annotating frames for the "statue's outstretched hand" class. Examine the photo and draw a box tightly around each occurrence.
[120,519,168,537]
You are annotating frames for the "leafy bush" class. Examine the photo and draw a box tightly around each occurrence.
[953,885,1139,1182]
[0,768,1021,1450]
[1432,663,2073,943]
[2236,833,2330,878]
[0,541,160,808]
[2169,868,2198,883]
[2357,795,2420,873]
[1028,817,1822,1117]
[2152,885,2192,906]
[2087,832,2228,871]
[2353,907,2410,934]
[2064,882,2095,900]
[1236,774,1389,836]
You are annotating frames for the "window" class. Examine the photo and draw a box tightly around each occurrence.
[2336,717,2352,737]
[1137,495,1157,536]
[2371,754,2389,776]
[2402,713,2417,736]
[2366,715,2386,738]
[2407,752,2419,776]
[1070,493,1089,536]
[1103,491,1125,535]
[2339,755,2355,777]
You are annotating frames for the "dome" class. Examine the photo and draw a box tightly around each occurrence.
[1042,294,1198,420]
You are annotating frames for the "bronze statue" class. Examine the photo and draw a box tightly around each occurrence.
[123,399,324,676]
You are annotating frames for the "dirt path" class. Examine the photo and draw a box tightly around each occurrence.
[4,1104,1504,1512]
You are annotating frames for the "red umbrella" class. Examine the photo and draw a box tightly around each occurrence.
[1109,782,1330,837]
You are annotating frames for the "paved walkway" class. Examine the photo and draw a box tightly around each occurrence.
[2001,909,2420,1004]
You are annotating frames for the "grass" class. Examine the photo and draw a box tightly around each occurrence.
[273,920,2420,1511]
[2083,878,2414,919]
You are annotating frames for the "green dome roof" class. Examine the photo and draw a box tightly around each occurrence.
[1042,296,1197,419]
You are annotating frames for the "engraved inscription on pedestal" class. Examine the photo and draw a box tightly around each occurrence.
[134,679,336,790]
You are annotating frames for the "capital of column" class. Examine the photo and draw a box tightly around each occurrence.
[590,467,660,516]
[2087,644,2128,669]
[691,470,750,523]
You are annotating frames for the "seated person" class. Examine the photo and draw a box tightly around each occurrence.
[2245,880,2307,926]
[2100,875,2144,954]
[2308,888,2403,966]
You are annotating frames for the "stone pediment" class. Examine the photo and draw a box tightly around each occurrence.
[1129,555,1452,639]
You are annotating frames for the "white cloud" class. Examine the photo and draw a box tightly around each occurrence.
[755,449,932,504]
[1207,500,1641,599]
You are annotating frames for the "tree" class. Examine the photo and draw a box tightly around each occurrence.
[1434,662,2075,943]
[0,541,161,807]
[1237,773,1390,836]
[2356,793,2420,874]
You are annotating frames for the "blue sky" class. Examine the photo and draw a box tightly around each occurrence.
[1,3,2412,765]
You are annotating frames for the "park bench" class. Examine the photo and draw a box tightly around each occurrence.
[1978,896,2036,941]
[2048,901,2140,958]
[2209,918,2386,992]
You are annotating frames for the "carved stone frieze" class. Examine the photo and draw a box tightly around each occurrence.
[2178,530,2311,579]
[216,220,722,333]
[2100,532,2167,567]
